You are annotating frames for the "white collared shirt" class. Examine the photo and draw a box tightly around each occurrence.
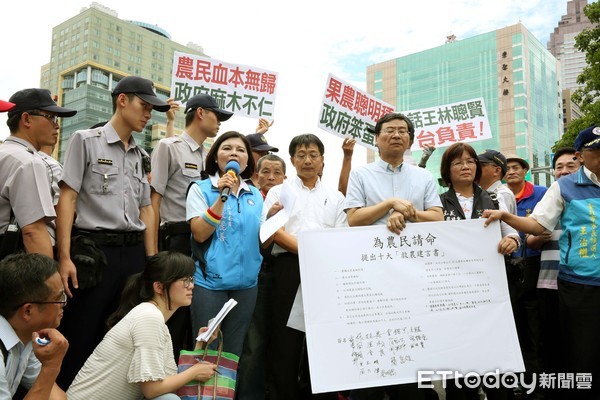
[263,176,347,255]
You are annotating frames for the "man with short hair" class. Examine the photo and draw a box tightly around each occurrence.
[344,112,442,400]
[256,154,286,198]
[484,126,600,399]
[477,149,517,215]
[55,76,170,388]
[537,147,581,291]
[151,93,232,254]
[237,153,286,400]
[263,134,346,400]
[536,147,581,388]
[0,253,69,399]
[504,154,547,218]
[246,119,279,187]
[0,89,76,259]
[345,113,443,231]
[38,145,63,209]
[150,93,232,359]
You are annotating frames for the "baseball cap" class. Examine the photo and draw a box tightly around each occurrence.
[478,149,507,175]
[0,99,15,112]
[246,133,279,152]
[505,154,530,170]
[574,125,600,151]
[184,94,233,122]
[7,89,77,118]
[112,76,170,112]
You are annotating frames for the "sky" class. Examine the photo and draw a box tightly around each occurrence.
[0,0,574,186]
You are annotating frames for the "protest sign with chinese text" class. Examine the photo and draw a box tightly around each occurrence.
[170,51,278,119]
[407,98,492,151]
[318,74,395,150]
[298,219,523,393]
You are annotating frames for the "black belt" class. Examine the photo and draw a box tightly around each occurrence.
[75,229,144,247]
[160,222,191,237]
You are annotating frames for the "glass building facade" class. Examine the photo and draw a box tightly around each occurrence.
[367,23,562,188]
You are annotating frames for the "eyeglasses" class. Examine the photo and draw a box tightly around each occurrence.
[381,127,410,135]
[14,292,67,309]
[294,153,322,161]
[180,276,194,288]
[28,112,59,124]
[450,158,477,168]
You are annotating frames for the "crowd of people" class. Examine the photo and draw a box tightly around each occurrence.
[0,75,598,400]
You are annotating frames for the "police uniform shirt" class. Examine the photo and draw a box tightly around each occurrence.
[37,151,63,206]
[0,137,56,236]
[60,122,151,231]
[150,132,204,224]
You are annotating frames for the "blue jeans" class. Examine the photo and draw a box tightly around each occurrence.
[190,285,258,357]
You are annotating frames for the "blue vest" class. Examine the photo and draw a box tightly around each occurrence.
[515,182,547,258]
[557,168,600,285]
[190,179,263,290]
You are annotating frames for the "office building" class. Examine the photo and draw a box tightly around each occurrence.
[548,0,593,91]
[40,2,206,161]
[548,0,594,132]
[367,23,562,187]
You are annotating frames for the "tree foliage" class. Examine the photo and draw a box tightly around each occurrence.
[554,1,600,152]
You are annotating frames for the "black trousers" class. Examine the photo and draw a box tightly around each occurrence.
[538,288,564,400]
[350,383,437,400]
[236,268,273,400]
[268,253,355,400]
[507,257,543,370]
[268,253,305,400]
[57,242,146,390]
[445,377,515,400]
[558,279,600,400]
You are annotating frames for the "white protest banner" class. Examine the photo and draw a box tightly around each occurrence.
[170,51,278,119]
[407,98,492,151]
[298,219,523,393]
[318,74,395,151]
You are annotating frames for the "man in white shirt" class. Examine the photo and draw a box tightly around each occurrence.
[477,149,517,215]
[262,134,346,400]
[0,253,68,400]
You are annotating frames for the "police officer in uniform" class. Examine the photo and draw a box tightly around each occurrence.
[38,145,63,208]
[151,93,232,253]
[55,76,170,389]
[0,90,76,260]
[150,93,232,358]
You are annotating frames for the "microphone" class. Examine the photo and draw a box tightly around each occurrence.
[220,160,240,202]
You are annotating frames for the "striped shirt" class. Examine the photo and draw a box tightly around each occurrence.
[67,303,176,400]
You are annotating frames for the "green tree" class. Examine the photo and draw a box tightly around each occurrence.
[554,1,600,151]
